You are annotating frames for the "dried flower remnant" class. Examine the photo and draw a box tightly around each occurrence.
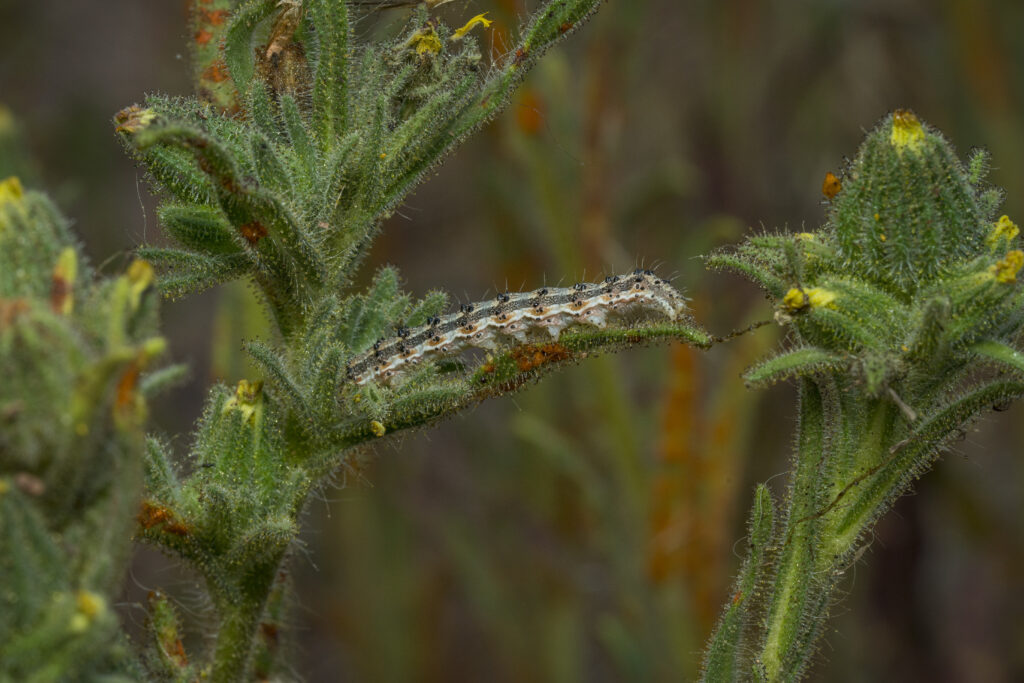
[822,171,841,200]
[50,247,77,315]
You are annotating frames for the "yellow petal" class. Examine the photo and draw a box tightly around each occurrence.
[782,287,835,312]
[452,13,493,40]
[782,288,808,312]
[805,288,836,308]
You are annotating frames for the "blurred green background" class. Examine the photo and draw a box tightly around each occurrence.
[2,1,1023,680]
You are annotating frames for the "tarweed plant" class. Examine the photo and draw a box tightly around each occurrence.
[0,2,1021,681]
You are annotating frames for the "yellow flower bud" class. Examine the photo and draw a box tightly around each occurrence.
[0,176,24,209]
[890,109,925,151]
[70,590,106,633]
[222,379,264,424]
[76,590,104,618]
[126,259,154,311]
[987,215,1020,250]
[991,250,1024,284]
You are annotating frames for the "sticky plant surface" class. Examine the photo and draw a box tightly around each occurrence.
[2,1,1021,680]
[0,176,170,679]
[702,110,1024,682]
[0,1,704,680]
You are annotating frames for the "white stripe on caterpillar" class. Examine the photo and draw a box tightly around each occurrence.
[345,269,688,385]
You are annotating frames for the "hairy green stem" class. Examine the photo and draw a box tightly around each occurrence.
[758,380,827,680]
[208,555,285,682]
[210,596,268,682]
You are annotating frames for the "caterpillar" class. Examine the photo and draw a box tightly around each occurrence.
[346,269,689,385]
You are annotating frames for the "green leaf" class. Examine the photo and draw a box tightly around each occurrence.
[224,0,278,92]
[0,489,68,640]
[158,203,241,255]
[404,290,448,327]
[279,94,317,180]
[249,132,294,197]
[245,340,308,412]
[138,247,252,298]
[308,0,351,149]
[971,339,1024,375]
[143,437,181,502]
[701,484,776,683]
[139,363,190,398]
[338,266,408,354]
[705,252,786,298]
[136,145,214,205]
[246,81,285,143]
[743,347,848,388]
[310,346,345,422]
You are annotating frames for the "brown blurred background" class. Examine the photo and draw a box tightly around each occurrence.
[2,1,1023,680]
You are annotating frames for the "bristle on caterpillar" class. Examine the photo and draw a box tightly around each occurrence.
[346,269,688,385]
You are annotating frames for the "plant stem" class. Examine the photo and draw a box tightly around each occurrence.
[758,380,827,680]
[210,595,269,681]
[209,559,283,682]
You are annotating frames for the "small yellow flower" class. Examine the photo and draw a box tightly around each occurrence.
[408,29,442,57]
[795,232,816,241]
[782,287,836,313]
[370,420,386,437]
[0,176,24,208]
[987,215,1019,250]
[991,250,1024,284]
[76,590,104,618]
[70,590,106,633]
[890,109,925,151]
[782,288,807,311]
[223,379,264,424]
[451,13,493,41]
